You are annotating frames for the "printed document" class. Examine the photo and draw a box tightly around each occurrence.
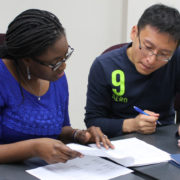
[26,137,170,179]
[26,156,133,180]
[89,137,171,167]
[67,143,132,160]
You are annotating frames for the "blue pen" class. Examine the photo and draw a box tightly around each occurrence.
[133,106,161,125]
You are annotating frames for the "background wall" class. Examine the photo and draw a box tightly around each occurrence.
[0,0,179,129]
[0,0,124,129]
[126,0,180,41]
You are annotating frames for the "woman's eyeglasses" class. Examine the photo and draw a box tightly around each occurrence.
[32,45,74,71]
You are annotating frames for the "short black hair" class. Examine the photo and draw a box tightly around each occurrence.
[0,9,65,60]
[137,4,180,45]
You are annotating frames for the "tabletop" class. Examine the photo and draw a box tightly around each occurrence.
[0,124,179,180]
[112,124,180,180]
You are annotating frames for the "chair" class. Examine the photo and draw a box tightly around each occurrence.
[102,43,180,124]
[102,43,127,54]
[0,33,5,45]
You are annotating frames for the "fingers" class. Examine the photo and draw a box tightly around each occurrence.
[47,150,82,164]
[134,115,157,134]
[138,126,156,134]
[141,111,160,126]
[55,143,82,159]
[143,116,158,124]
[144,110,160,117]
[178,126,180,136]
[138,123,156,134]
[45,141,83,164]
[86,126,114,149]
[74,127,114,149]
[137,113,159,127]
[76,128,102,148]
[178,140,180,147]
[95,133,106,149]
[101,134,115,149]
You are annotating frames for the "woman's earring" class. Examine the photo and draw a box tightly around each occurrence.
[27,66,31,80]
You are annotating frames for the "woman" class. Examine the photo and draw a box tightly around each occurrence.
[0,9,113,164]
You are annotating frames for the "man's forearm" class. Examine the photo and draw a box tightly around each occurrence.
[85,117,124,137]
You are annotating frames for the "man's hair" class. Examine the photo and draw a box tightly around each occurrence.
[0,9,65,60]
[137,4,180,45]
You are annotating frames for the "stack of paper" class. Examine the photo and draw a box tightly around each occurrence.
[26,137,171,179]
[67,143,133,160]
[26,156,133,180]
[89,137,171,167]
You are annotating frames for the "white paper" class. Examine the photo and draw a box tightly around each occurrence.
[89,137,171,167]
[67,143,132,159]
[27,137,170,180]
[26,156,133,180]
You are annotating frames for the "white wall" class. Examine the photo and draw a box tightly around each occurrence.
[0,0,124,129]
[65,1,124,129]
[126,0,180,41]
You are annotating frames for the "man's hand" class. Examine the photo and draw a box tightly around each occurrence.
[123,110,159,134]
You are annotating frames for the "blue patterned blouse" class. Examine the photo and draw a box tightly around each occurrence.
[0,59,70,144]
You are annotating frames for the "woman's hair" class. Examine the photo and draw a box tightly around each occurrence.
[0,9,65,101]
[0,9,65,60]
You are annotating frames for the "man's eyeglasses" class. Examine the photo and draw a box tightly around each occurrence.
[32,45,74,71]
[138,36,172,62]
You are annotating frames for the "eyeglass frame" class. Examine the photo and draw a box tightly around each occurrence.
[31,45,74,71]
[138,35,173,62]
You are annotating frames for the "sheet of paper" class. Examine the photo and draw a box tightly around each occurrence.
[67,143,132,160]
[89,137,171,167]
[26,156,133,180]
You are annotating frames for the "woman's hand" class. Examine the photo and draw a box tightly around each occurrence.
[74,126,114,149]
[33,138,83,164]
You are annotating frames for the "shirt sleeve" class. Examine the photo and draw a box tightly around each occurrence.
[84,59,124,137]
[175,47,180,92]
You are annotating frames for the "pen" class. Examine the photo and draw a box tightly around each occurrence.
[133,106,161,125]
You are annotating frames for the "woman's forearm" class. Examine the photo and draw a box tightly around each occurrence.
[0,139,36,163]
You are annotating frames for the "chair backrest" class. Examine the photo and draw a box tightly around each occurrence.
[0,33,5,45]
[102,43,180,123]
[102,43,128,54]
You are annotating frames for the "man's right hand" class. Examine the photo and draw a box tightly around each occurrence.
[123,110,159,134]
[178,126,180,147]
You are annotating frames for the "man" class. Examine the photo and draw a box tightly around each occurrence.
[84,4,180,137]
